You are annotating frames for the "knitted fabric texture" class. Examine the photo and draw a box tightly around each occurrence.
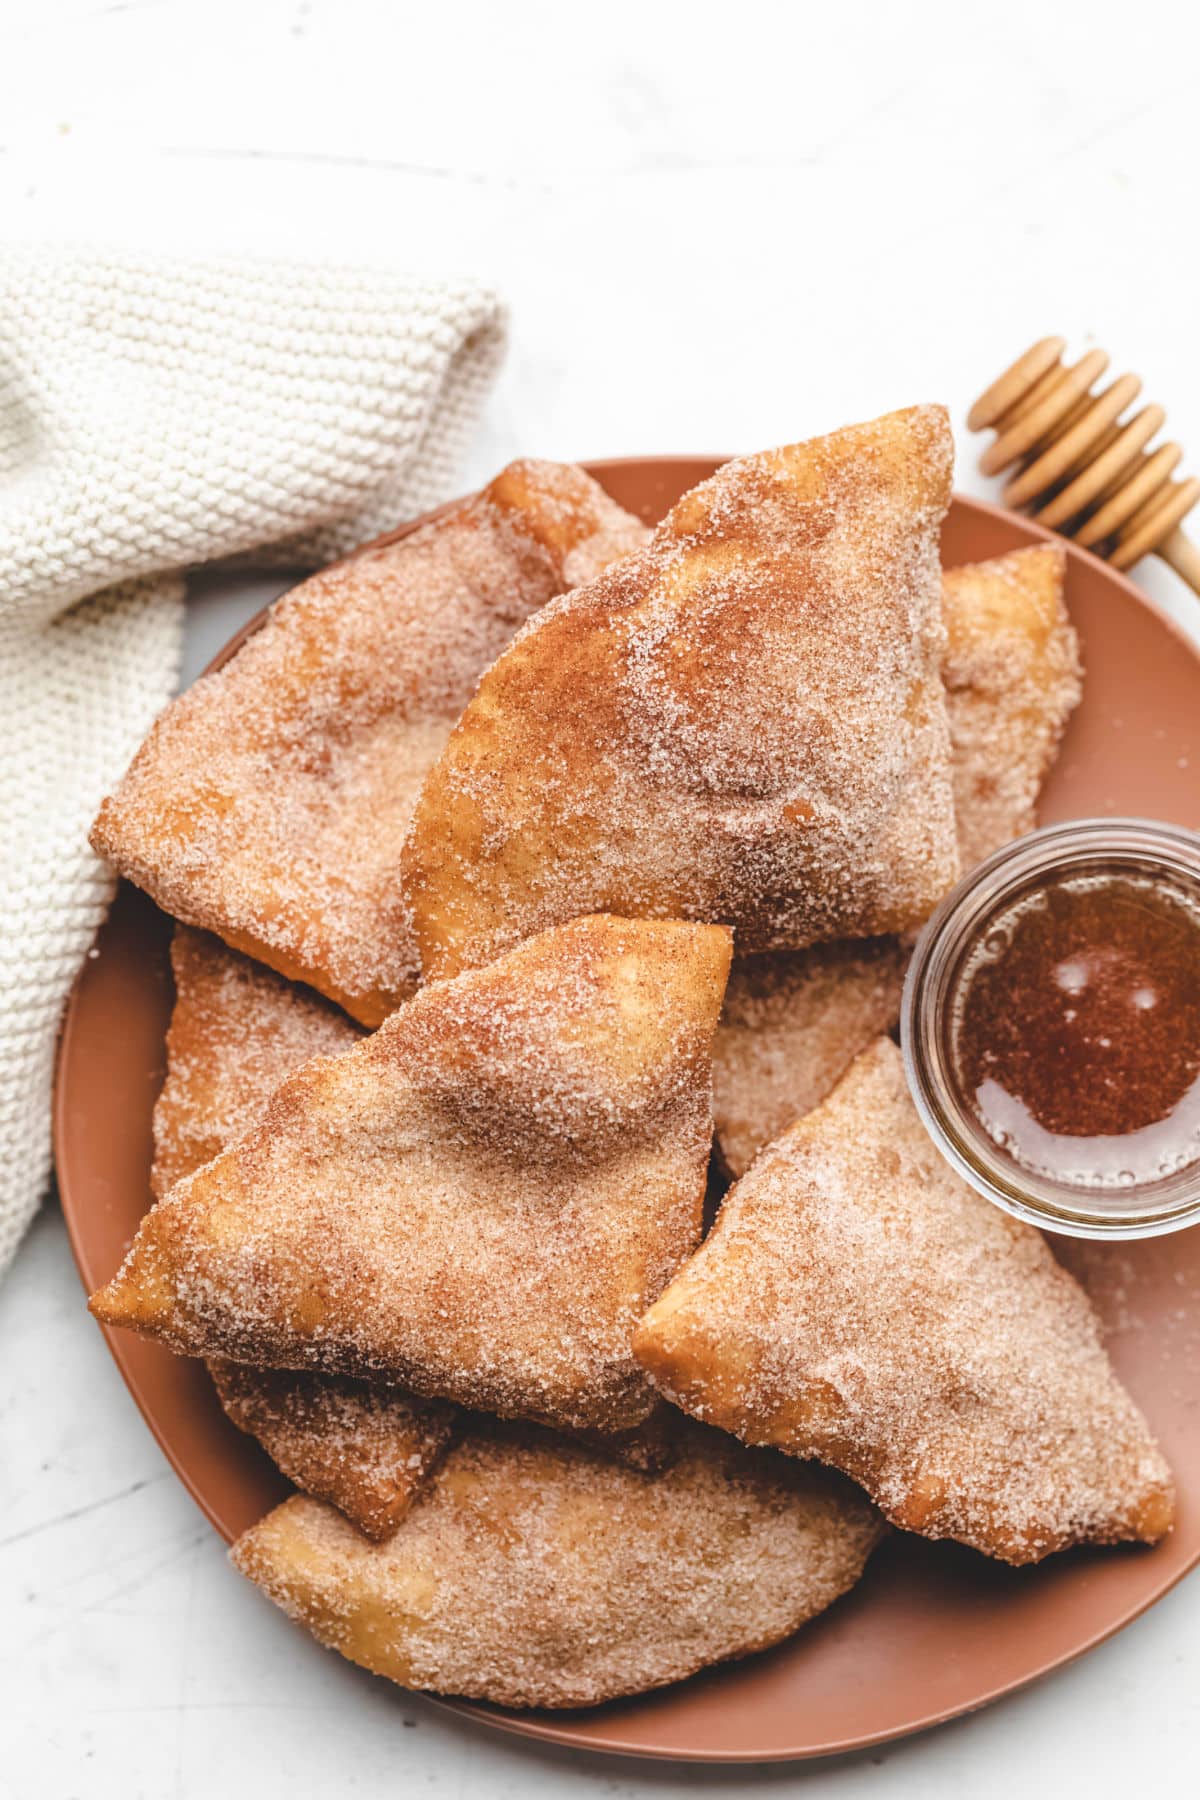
[0,246,507,1278]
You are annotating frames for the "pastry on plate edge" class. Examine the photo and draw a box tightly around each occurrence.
[403,405,959,981]
[711,544,1081,1177]
[154,926,455,1540]
[943,542,1080,872]
[636,1038,1174,1565]
[93,915,732,1437]
[231,1417,884,1709]
[91,460,648,1027]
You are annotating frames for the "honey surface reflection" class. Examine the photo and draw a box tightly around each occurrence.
[951,872,1200,1189]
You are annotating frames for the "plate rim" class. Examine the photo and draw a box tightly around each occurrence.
[53,464,1200,1764]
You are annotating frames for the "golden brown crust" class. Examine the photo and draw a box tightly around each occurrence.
[90,462,648,1026]
[403,407,959,981]
[155,929,683,1489]
[230,1419,883,1709]
[152,928,362,1199]
[942,544,1081,870]
[709,547,1083,1177]
[210,1360,456,1543]
[153,928,454,1539]
[712,940,908,1178]
[636,1038,1174,1564]
[94,915,732,1436]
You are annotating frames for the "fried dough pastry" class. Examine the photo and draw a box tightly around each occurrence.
[91,461,648,1026]
[209,1360,456,1543]
[93,915,732,1436]
[712,940,908,1178]
[403,406,959,981]
[231,1419,883,1709]
[710,547,1082,1176]
[156,929,672,1490]
[636,1039,1174,1564]
[154,928,455,1539]
[152,927,362,1199]
[943,543,1081,870]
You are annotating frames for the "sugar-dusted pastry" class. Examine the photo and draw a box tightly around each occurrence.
[152,927,363,1198]
[403,407,959,981]
[151,928,455,1540]
[231,1419,883,1709]
[209,1360,456,1543]
[710,547,1083,1176]
[636,1038,1174,1565]
[91,461,649,1026]
[943,543,1081,870]
[155,930,672,1489]
[92,915,732,1436]
[713,940,908,1178]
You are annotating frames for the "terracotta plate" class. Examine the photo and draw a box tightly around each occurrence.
[55,460,1200,1763]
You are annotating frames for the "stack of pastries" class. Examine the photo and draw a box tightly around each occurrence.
[87,409,1173,1712]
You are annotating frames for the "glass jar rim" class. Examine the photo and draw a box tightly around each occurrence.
[901,817,1200,1240]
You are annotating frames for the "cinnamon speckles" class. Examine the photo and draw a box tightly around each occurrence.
[151,927,362,1199]
[942,543,1081,870]
[90,461,647,1025]
[210,1359,457,1543]
[708,545,1083,1179]
[231,1418,884,1709]
[404,407,960,980]
[713,940,908,1178]
[94,915,731,1437]
[636,1038,1174,1564]
[152,927,454,1540]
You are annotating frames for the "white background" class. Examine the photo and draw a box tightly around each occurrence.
[2,2,1199,1795]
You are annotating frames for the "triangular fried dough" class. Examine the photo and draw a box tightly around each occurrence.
[711,547,1083,1177]
[157,929,671,1488]
[153,928,454,1540]
[93,915,732,1436]
[209,1359,455,1544]
[713,940,908,1178]
[152,927,363,1198]
[943,543,1080,870]
[403,406,958,980]
[91,461,648,1025]
[636,1039,1174,1564]
[231,1419,883,1709]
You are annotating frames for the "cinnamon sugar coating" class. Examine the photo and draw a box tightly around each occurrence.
[711,547,1083,1176]
[231,1419,883,1709]
[94,915,732,1436]
[636,1039,1174,1564]
[713,940,908,1179]
[403,407,959,981]
[153,928,454,1539]
[90,461,648,1026]
[152,927,362,1198]
[943,543,1081,871]
[209,1360,456,1543]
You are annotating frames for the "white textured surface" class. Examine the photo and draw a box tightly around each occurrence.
[2,1,1199,1795]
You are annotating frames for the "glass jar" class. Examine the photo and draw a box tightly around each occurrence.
[902,818,1200,1239]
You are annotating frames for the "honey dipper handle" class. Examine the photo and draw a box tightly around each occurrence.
[1159,528,1200,599]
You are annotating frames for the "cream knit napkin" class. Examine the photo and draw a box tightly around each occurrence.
[0,247,507,1278]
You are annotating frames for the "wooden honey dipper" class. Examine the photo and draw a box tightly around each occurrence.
[968,337,1200,596]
